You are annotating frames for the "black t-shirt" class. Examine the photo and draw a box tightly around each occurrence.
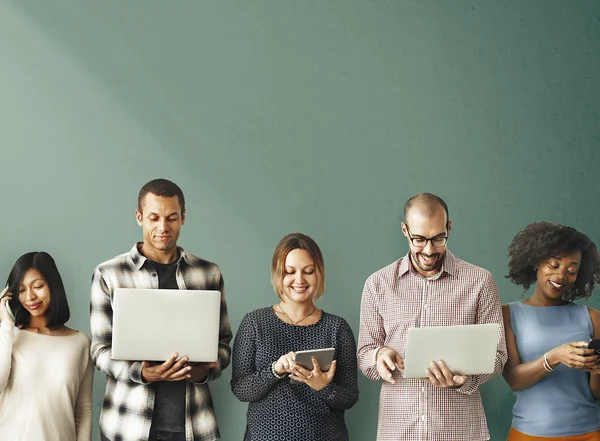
[149,259,186,433]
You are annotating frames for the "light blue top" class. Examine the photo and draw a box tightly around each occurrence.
[509,301,600,436]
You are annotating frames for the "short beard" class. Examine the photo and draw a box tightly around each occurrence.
[410,250,444,273]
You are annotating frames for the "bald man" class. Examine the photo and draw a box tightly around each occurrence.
[357,193,507,441]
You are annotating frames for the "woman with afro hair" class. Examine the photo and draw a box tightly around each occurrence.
[503,221,600,441]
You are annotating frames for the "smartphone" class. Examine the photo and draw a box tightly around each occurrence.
[1,290,15,321]
[588,338,600,351]
[290,347,335,384]
[5,301,15,321]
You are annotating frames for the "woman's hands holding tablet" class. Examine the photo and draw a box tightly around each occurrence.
[290,357,337,391]
[274,351,296,376]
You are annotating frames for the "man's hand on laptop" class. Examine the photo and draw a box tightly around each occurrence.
[376,346,404,384]
[423,360,467,388]
[141,353,194,382]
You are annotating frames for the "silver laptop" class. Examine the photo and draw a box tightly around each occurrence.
[112,288,221,362]
[403,323,500,378]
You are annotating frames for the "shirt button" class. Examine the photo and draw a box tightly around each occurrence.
[422,415,426,421]
[421,387,425,392]
[423,304,428,309]
[152,273,157,277]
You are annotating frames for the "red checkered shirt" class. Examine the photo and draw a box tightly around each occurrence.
[357,250,507,441]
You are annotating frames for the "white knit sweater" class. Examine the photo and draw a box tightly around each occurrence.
[0,320,93,441]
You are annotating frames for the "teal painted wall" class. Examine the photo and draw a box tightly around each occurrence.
[1,1,599,440]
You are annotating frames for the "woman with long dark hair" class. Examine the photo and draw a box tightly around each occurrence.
[0,252,93,441]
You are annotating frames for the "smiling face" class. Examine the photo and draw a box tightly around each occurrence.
[533,251,582,304]
[136,193,185,263]
[402,206,451,277]
[281,249,319,304]
[17,268,51,326]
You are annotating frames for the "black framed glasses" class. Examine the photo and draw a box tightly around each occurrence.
[404,224,448,248]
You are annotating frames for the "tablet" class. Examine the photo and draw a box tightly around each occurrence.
[291,347,335,383]
[402,323,500,379]
[111,288,221,362]
[295,347,335,370]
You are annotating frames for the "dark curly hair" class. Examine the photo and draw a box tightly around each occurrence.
[507,222,600,301]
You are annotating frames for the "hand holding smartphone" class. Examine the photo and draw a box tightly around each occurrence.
[588,338,600,353]
[5,301,15,321]
[1,286,15,322]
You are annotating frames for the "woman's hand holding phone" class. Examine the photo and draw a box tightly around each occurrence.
[588,338,600,352]
[546,341,598,371]
[0,286,15,323]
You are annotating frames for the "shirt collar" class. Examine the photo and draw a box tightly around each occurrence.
[129,242,188,270]
[398,249,457,278]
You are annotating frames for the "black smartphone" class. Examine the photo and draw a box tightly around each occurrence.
[588,338,600,351]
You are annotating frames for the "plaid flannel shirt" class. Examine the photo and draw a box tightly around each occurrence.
[357,250,507,441]
[90,243,232,441]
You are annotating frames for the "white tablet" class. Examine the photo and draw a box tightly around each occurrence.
[111,288,221,362]
[291,347,335,384]
[402,323,500,379]
[295,347,335,371]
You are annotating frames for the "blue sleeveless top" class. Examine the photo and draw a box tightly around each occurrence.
[509,301,600,436]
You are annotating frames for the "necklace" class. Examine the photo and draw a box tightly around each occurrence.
[278,303,316,325]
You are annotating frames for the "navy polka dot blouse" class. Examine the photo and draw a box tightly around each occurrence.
[231,307,359,441]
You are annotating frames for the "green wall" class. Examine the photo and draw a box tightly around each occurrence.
[1,1,599,440]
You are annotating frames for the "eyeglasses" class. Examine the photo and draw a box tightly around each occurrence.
[404,224,448,248]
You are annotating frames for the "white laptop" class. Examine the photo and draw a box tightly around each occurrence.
[112,288,221,362]
[402,323,500,379]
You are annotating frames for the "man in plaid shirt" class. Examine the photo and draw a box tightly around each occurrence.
[90,179,232,441]
[357,193,507,441]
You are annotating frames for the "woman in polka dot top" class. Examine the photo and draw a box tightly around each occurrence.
[231,233,359,441]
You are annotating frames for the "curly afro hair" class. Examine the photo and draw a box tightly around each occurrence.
[507,222,600,301]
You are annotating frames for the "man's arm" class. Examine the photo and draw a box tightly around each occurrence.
[89,268,146,384]
[357,276,385,380]
[189,274,232,384]
[455,271,507,395]
[357,276,403,383]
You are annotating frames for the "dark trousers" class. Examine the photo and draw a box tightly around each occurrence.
[101,430,186,441]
